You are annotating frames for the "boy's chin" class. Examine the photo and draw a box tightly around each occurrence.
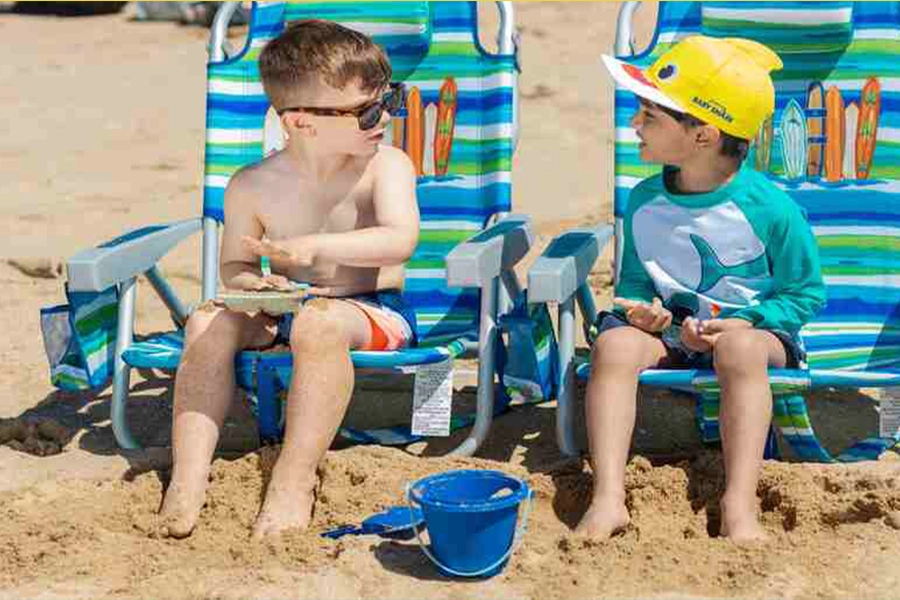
[639,148,671,165]
[639,149,659,163]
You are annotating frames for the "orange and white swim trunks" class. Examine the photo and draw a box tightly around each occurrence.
[276,289,416,351]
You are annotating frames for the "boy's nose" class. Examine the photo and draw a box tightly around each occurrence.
[630,111,643,129]
[378,108,391,128]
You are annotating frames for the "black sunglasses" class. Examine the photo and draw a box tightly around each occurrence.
[277,82,406,131]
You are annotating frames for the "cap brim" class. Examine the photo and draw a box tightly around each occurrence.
[600,54,685,113]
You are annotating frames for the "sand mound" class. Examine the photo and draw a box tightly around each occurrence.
[1,444,898,599]
[0,418,73,457]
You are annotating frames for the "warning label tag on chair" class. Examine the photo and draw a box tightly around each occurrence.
[411,359,453,437]
[880,394,900,438]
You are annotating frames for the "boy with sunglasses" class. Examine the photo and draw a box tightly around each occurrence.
[157,20,419,540]
[579,37,826,541]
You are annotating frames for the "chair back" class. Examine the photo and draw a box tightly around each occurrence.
[203,2,519,345]
[613,1,900,370]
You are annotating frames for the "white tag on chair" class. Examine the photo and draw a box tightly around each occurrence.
[880,390,900,438]
[263,107,286,156]
[411,359,453,437]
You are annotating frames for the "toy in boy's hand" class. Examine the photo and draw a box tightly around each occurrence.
[688,317,753,349]
[680,316,712,353]
[215,278,308,315]
[242,235,316,268]
[614,297,672,333]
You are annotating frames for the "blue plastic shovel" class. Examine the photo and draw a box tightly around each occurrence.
[320,506,425,541]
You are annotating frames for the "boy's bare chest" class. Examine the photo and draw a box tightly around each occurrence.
[258,182,375,239]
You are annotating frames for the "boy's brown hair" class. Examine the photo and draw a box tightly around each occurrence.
[259,19,392,110]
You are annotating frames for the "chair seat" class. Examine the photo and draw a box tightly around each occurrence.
[574,360,900,463]
[122,328,477,372]
[575,361,900,391]
[122,331,185,370]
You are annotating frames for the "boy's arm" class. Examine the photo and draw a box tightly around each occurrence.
[613,207,658,318]
[219,171,271,289]
[730,203,826,335]
[278,148,419,268]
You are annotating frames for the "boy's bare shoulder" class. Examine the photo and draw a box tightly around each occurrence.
[224,153,287,210]
[229,154,283,190]
[370,145,416,180]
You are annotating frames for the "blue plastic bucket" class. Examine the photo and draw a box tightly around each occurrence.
[407,469,532,578]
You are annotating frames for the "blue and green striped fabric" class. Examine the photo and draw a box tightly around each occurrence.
[40,286,118,391]
[597,1,900,461]
[701,2,854,54]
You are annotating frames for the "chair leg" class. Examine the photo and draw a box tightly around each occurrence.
[556,296,578,456]
[774,394,834,462]
[111,277,140,449]
[695,392,721,444]
[763,424,781,460]
[575,283,598,343]
[448,277,499,457]
[256,362,282,444]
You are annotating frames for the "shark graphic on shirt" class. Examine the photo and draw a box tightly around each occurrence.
[632,198,771,321]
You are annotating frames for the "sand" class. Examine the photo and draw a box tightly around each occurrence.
[1,3,899,599]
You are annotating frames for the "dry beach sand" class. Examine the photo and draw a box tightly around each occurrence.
[1,3,899,598]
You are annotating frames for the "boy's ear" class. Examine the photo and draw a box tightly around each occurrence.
[281,112,317,138]
[694,124,721,149]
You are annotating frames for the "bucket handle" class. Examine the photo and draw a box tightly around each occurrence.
[404,482,533,578]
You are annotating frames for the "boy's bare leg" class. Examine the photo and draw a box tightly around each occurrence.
[159,307,275,538]
[576,326,668,538]
[713,330,786,541]
[252,299,372,538]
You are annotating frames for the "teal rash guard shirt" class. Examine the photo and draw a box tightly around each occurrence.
[616,163,826,339]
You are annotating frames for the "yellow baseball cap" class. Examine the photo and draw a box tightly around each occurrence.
[602,36,783,140]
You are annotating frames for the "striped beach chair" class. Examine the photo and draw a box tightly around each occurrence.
[65,2,539,455]
[553,1,900,461]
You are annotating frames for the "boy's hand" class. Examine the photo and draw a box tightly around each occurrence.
[681,317,712,353]
[615,297,672,333]
[242,236,317,267]
[228,272,295,292]
[695,318,753,347]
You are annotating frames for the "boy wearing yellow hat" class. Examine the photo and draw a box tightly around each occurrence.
[581,37,826,540]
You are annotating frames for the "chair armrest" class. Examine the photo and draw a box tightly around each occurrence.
[66,219,202,292]
[445,214,532,288]
[527,224,613,304]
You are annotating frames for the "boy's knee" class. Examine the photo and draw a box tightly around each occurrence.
[713,332,767,375]
[184,307,245,351]
[289,302,349,350]
[591,327,652,372]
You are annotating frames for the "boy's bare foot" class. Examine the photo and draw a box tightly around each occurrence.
[251,476,317,539]
[720,496,767,541]
[157,479,206,539]
[574,495,630,539]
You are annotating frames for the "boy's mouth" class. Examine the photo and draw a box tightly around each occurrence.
[367,129,385,142]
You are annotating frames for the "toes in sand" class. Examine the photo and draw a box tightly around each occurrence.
[251,486,316,539]
[575,498,630,539]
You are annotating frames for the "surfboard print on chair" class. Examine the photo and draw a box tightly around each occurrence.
[406,86,425,176]
[781,99,808,182]
[423,103,437,177]
[824,86,845,183]
[856,77,881,181]
[392,115,406,152]
[754,115,773,174]
[434,77,458,176]
[806,81,825,179]
[843,101,858,181]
